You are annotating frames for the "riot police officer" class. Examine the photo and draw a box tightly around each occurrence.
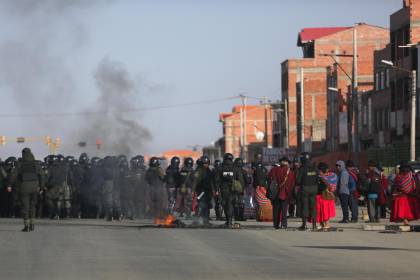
[252,162,268,189]
[78,153,91,218]
[297,152,319,231]
[1,157,18,218]
[215,153,244,227]
[130,155,147,219]
[118,158,134,220]
[233,157,249,221]
[165,157,180,214]
[145,157,166,218]
[192,155,213,225]
[12,148,44,232]
[212,159,223,220]
[46,155,71,219]
[177,157,194,219]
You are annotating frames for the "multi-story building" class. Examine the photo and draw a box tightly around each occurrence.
[281,23,389,155]
[219,105,273,160]
[360,0,420,164]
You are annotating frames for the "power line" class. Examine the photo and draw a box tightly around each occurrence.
[0,96,240,118]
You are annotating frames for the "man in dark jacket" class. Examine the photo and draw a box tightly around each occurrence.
[12,148,44,232]
[366,160,382,223]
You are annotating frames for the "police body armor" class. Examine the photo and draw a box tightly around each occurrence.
[302,164,318,194]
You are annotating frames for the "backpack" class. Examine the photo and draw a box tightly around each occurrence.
[348,174,357,192]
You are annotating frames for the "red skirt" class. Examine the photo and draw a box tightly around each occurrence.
[315,194,336,223]
[390,195,419,222]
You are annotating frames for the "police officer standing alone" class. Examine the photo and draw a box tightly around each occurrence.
[297,152,319,231]
[12,148,44,232]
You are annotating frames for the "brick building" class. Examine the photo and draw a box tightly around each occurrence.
[220,105,273,160]
[281,23,389,155]
[359,0,420,164]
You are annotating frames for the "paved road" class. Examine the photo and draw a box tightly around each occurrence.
[0,218,419,280]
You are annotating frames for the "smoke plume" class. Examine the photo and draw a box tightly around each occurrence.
[0,0,152,157]
[78,57,152,157]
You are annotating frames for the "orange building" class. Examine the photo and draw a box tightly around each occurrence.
[161,150,202,162]
[220,105,273,159]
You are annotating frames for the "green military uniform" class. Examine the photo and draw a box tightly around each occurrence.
[297,162,318,230]
[145,166,166,218]
[192,165,213,224]
[12,148,44,232]
[177,166,194,218]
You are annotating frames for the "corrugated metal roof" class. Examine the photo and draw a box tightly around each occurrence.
[298,27,350,46]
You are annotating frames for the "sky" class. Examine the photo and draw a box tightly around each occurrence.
[0,0,402,159]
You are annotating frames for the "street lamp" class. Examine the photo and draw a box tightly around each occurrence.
[381,59,417,162]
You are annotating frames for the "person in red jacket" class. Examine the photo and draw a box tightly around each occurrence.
[391,163,419,225]
[268,157,295,229]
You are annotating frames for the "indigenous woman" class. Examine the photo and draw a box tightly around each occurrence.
[391,163,419,225]
[316,162,338,230]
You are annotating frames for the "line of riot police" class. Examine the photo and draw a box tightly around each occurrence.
[0,151,258,227]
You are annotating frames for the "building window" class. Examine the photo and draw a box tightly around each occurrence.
[363,104,368,126]
[391,81,396,111]
[384,108,389,129]
[391,31,396,61]
[378,109,383,131]
[380,71,385,90]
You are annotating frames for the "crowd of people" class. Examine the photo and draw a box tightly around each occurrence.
[1,148,419,232]
[264,154,420,231]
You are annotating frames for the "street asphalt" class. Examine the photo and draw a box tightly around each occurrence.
[0,217,419,280]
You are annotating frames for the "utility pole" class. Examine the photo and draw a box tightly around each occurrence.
[285,100,289,148]
[300,67,305,152]
[239,94,247,160]
[263,96,268,147]
[352,28,360,166]
[411,70,417,162]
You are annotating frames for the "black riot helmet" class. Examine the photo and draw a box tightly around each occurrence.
[44,155,54,166]
[149,157,160,168]
[56,154,65,162]
[299,152,311,166]
[91,157,100,166]
[130,157,139,169]
[184,157,194,168]
[234,158,244,168]
[119,159,129,169]
[170,156,181,167]
[134,155,145,165]
[5,157,17,168]
[223,153,234,162]
[117,155,127,165]
[70,159,79,167]
[214,159,222,169]
[196,158,203,167]
[79,153,89,164]
[65,156,75,163]
[200,155,210,166]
